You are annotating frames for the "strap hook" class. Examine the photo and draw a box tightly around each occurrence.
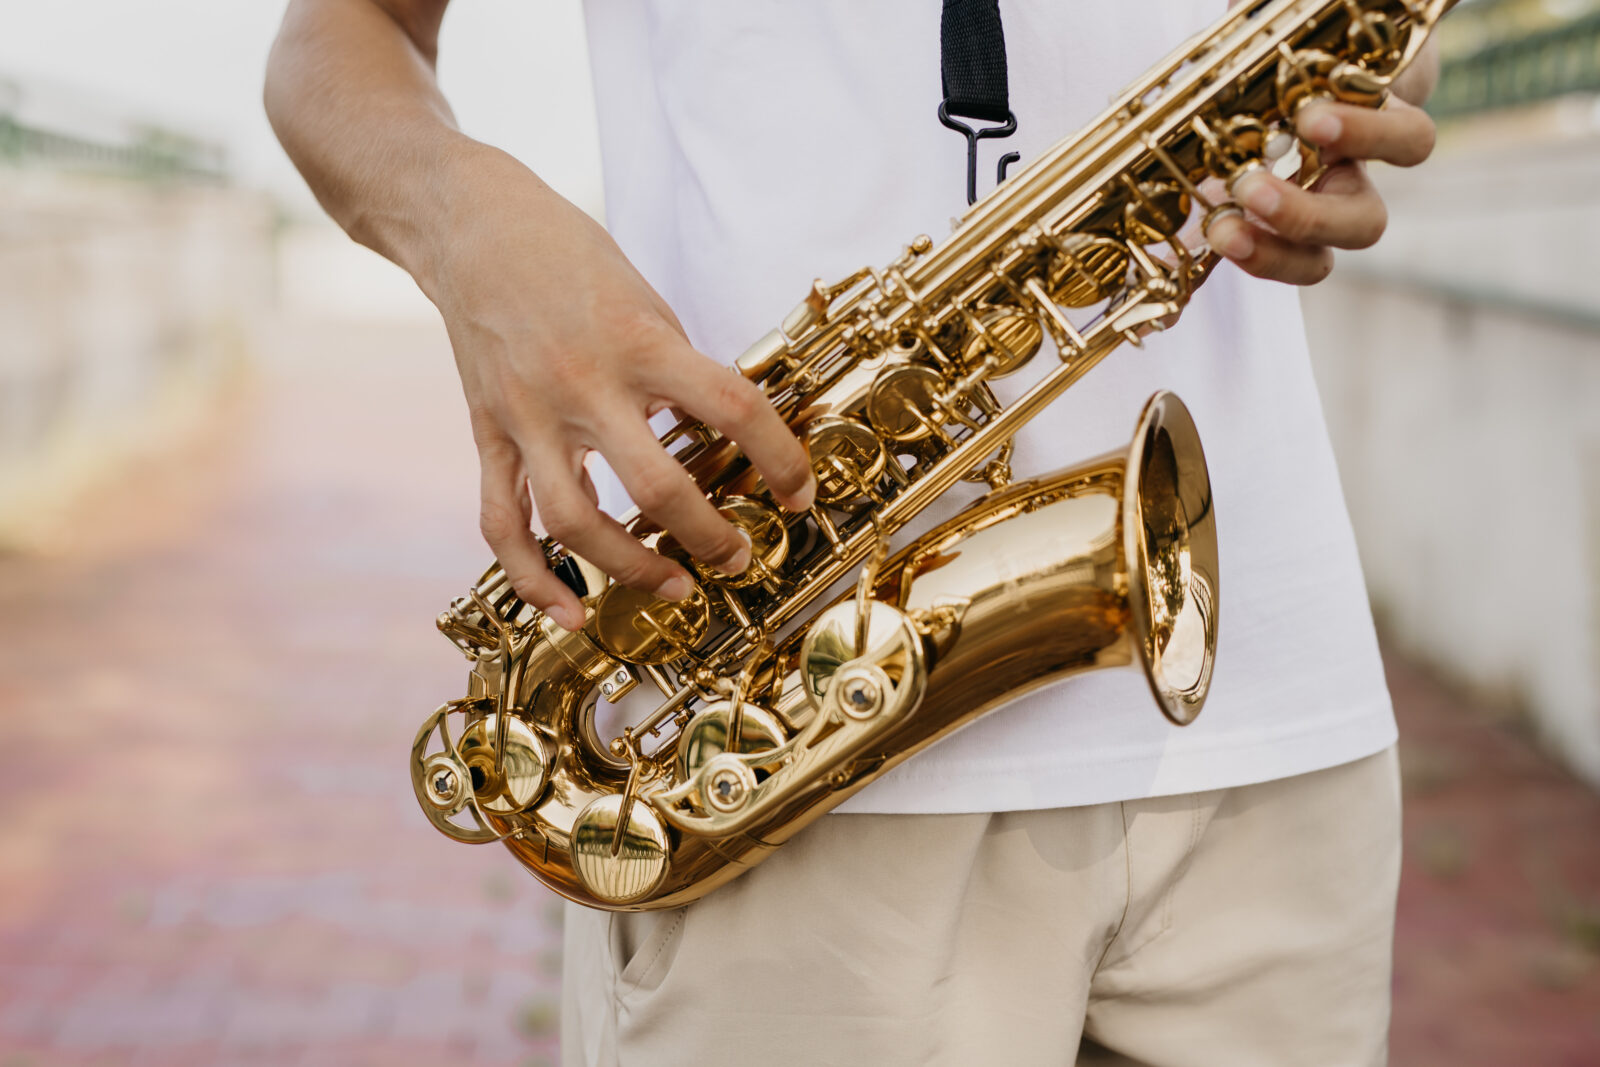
[938,102,1018,206]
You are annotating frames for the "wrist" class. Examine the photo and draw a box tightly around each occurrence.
[405,140,564,313]
[380,135,505,301]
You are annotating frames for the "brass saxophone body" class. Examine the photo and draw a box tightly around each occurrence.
[410,0,1454,910]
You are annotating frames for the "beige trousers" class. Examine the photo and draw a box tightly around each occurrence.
[562,747,1401,1067]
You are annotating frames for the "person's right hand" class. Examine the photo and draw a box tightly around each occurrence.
[429,145,816,631]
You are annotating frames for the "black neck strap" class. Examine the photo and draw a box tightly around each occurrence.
[940,0,1011,123]
[939,0,1020,205]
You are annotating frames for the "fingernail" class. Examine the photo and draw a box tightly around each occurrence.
[793,474,817,513]
[548,603,584,631]
[654,573,694,602]
[1299,103,1341,145]
[1216,223,1254,261]
[715,529,753,577]
[1234,172,1279,217]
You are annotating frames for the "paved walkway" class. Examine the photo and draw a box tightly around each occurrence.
[0,318,1596,1066]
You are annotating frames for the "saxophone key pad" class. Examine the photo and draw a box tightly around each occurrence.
[1048,234,1131,308]
[591,581,711,665]
[866,364,950,444]
[799,600,929,721]
[1123,181,1192,245]
[688,497,789,589]
[960,308,1044,378]
[675,700,785,783]
[570,794,672,906]
[457,713,553,813]
[804,416,890,506]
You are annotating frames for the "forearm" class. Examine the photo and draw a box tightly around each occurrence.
[264,0,491,294]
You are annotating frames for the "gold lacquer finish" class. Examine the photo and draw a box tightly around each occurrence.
[409,0,1454,910]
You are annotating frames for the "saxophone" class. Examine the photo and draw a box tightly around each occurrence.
[411,0,1453,910]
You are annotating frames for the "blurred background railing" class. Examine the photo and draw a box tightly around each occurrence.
[0,77,226,180]
[1431,0,1600,118]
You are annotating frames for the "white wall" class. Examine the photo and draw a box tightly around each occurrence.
[1302,101,1600,785]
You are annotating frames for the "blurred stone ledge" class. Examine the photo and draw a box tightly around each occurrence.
[0,74,272,550]
[1302,93,1600,790]
[0,171,275,551]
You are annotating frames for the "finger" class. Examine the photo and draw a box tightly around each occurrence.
[1206,210,1335,286]
[1231,164,1386,250]
[477,438,585,630]
[1296,98,1436,168]
[649,292,691,340]
[577,460,601,506]
[603,413,753,577]
[527,449,697,602]
[671,357,816,512]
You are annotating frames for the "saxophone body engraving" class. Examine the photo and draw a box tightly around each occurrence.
[410,0,1454,910]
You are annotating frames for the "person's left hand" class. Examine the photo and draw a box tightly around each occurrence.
[1204,96,1437,285]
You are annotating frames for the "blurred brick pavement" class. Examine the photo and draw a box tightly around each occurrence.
[1388,654,1600,1064]
[0,320,561,1067]
[0,318,1597,1065]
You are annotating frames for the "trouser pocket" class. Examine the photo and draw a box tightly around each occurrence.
[606,906,688,996]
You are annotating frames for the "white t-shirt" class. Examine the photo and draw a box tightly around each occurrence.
[580,0,1396,813]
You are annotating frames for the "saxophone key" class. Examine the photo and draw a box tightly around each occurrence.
[570,793,673,906]
[1193,113,1271,191]
[676,700,786,783]
[1046,233,1131,308]
[1122,179,1192,245]
[455,712,553,814]
[959,307,1044,377]
[804,416,890,506]
[866,364,951,444]
[590,581,711,665]
[684,496,790,589]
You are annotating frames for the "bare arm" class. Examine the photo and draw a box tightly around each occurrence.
[265,0,463,282]
[265,0,815,631]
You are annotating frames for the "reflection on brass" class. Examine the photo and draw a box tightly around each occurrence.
[571,793,672,905]
[867,364,951,443]
[1048,234,1131,308]
[690,497,789,589]
[591,582,710,665]
[962,308,1045,377]
[806,416,889,504]
[1124,181,1192,245]
[409,0,1455,910]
